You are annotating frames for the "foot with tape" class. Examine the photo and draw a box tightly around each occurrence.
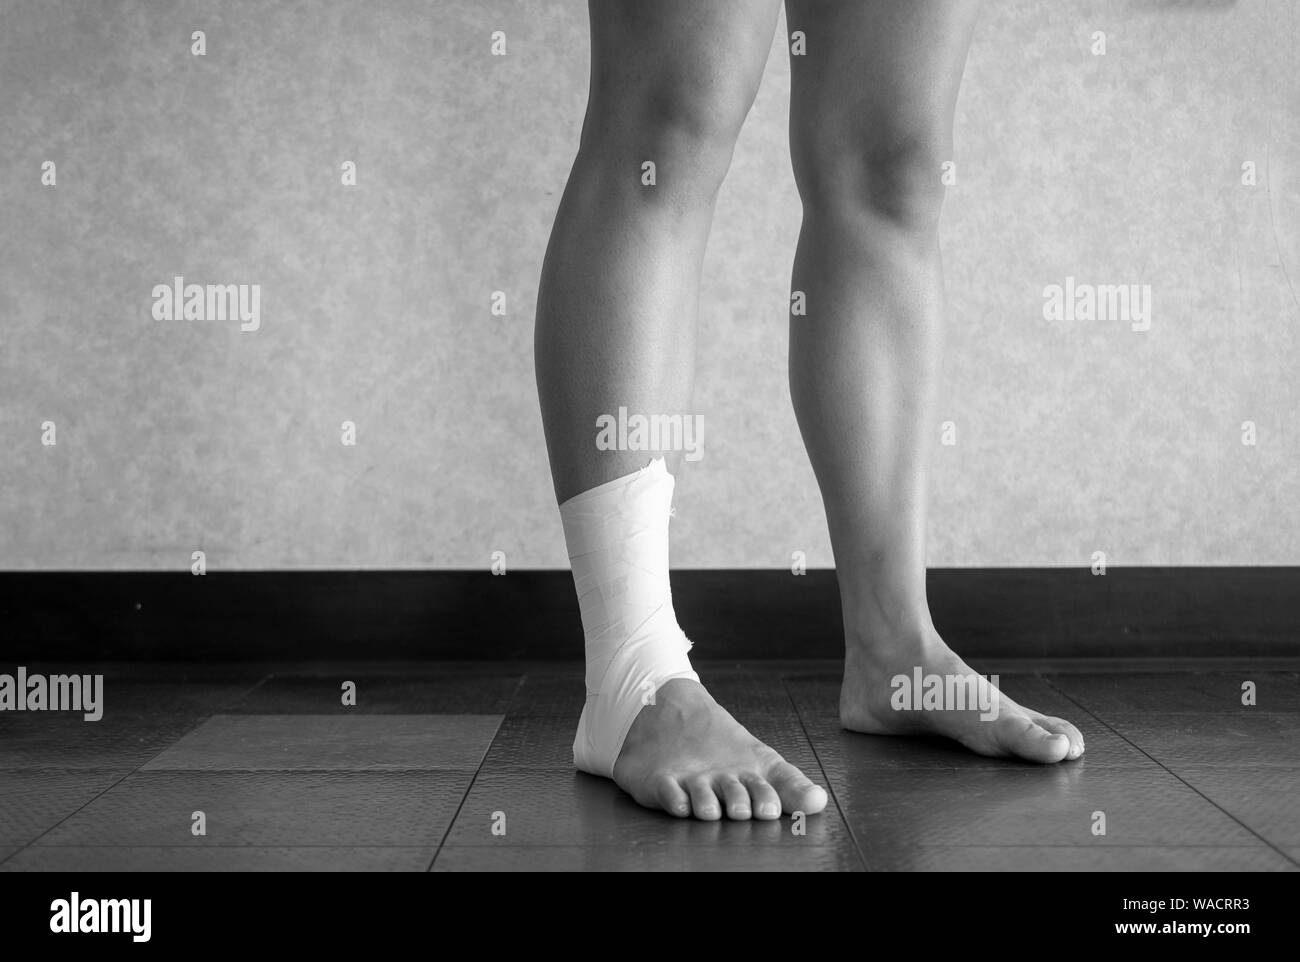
[611,678,828,820]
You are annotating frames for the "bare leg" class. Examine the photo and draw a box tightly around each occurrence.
[535,0,828,818]
[785,0,1085,762]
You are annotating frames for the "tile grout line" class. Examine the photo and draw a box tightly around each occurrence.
[781,676,870,872]
[1040,676,1300,869]
[5,671,275,863]
[425,675,523,871]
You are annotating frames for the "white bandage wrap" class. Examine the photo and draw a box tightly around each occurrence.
[560,457,698,777]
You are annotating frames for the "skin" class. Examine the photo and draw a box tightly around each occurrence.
[535,0,1084,822]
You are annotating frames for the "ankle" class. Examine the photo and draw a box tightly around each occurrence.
[843,603,940,663]
[842,584,933,633]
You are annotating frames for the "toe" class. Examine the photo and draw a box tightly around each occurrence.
[1034,713,1085,760]
[739,773,782,820]
[684,775,722,821]
[1002,715,1071,763]
[717,776,752,820]
[766,761,829,816]
[654,775,691,818]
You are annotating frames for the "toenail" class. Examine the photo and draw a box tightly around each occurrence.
[760,803,779,817]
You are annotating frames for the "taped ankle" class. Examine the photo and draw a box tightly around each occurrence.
[559,458,698,777]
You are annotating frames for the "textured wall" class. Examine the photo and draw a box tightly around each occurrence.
[1,0,1296,570]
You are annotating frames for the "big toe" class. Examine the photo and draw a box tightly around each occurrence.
[767,760,828,815]
[1033,713,1085,760]
[1001,715,1071,764]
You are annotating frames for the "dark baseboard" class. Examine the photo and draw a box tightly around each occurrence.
[1,568,1295,661]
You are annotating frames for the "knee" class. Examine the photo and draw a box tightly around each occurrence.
[579,78,752,208]
[791,120,952,234]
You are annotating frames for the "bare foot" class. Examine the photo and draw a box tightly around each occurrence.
[611,678,829,820]
[841,630,1085,764]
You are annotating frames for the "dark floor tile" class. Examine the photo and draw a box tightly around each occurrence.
[1175,767,1300,848]
[781,674,839,718]
[831,767,1258,849]
[1,674,261,715]
[481,712,821,775]
[0,771,124,848]
[0,848,14,865]
[2,846,435,872]
[1103,713,1300,768]
[36,772,470,847]
[507,674,585,716]
[992,658,1300,675]
[1048,672,1300,714]
[993,674,1112,718]
[481,714,578,770]
[0,678,262,770]
[142,714,502,772]
[0,664,267,707]
[229,673,520,714]
[248,662,523,676]
[441,771,855,850]
[433,844,863,871]
[864,845,1296,872]
[0,718,200,771]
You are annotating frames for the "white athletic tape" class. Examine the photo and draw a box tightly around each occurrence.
[559,458,698,777]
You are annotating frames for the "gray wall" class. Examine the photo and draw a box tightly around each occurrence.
[2,0,1297,570]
